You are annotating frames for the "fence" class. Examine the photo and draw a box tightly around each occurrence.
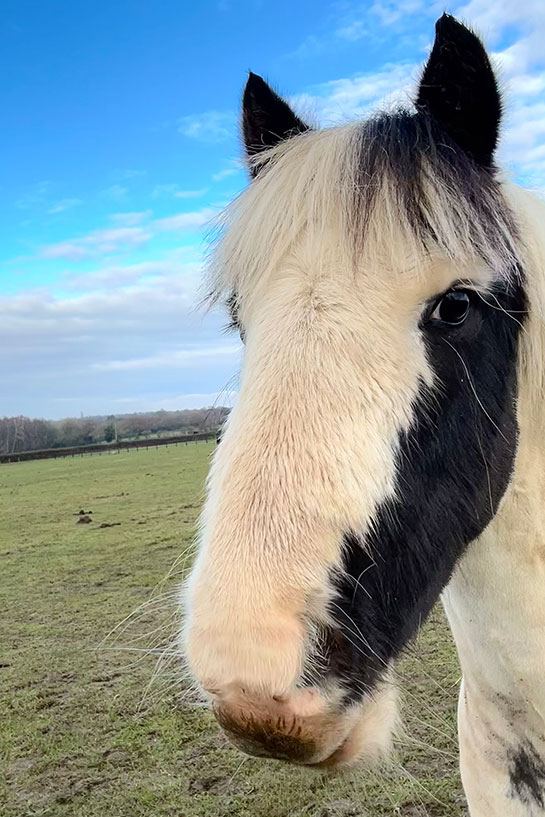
[0,431,217,464]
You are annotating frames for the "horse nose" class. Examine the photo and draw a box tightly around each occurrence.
[215,705,316,763]
[210,687,332,765]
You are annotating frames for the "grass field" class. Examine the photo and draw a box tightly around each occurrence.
[1,442,468,816]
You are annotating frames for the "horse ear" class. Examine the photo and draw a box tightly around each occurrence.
[242,72,310,176]
[416,14,501,167]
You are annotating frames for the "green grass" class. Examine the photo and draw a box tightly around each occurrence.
[0,442,467,816]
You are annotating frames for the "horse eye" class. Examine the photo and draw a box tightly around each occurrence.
[429,290,471,326]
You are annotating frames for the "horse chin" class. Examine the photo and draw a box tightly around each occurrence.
[214,680,399,770]
[313,683,400,770]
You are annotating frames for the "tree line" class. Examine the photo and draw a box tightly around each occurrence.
[0,407,230,455]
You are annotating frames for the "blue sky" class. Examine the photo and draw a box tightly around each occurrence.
[2,0,544,418]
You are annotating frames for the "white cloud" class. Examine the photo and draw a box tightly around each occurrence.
[506,73,545,98]
[452,1,545,188]
[0,274,236,418]
[81,226,151,252]
[47,198,83,214]
[39,226,151,261]
[178,110,235,143]
[36,205,216,264]
[16,185,83,216]
[454,0,544,44]
[212,167,239,182]
[125,391,237,412]
[292,61,418,126]
[92,344,240,372]
[152,183,179,198]
[51,390,237,415]
[109,210,153,226]
[175,188,209,198]
[7,2,545,420]
[287,34,326,61]
[286,0,432,59]
[39,242,89,261]
[336,20,367,41]
[153,207,216,232]
[112,169,147,180]
[367,0,428,27]
[152,184,208,199]
[292,1,545,191]
[65,258,202,290]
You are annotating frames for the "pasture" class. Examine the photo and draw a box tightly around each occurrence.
[1,442,467,816]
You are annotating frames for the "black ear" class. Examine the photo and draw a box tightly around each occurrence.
[416,14,501,167]
[242,72,310,176]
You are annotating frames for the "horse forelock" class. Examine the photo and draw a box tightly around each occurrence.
[206,108,523,311]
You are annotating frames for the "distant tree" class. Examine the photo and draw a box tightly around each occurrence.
[103,423,116,443]
[0,416,59,453]
[0,406,231,453]
[56,418,96,447]
[58,419,82,447]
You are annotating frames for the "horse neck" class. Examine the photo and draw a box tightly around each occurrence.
[441,261,545,814]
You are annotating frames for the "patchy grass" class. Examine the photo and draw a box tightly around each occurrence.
[1,442,467,816]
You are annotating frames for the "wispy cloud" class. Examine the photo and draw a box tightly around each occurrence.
[51,390,238,415]
[101,184,129,201]
[212,166,239,182]
[112,169,147,180]
[39,226,151,261]
[6,0,545,421]
[336,20,367,41]
[152,184,208,199]
[291,61,418,126]
[152,183,178,198]
[16,185,84,216]
[366,0,429,28]
[454,0,543,44]
[0,274,235,417]
[47,198,83,214]
[452,0,545,188]
[175,188,209,198]
[39,242,89,262]
[15,180,52,210]
[154,207,216,232]
[285,0,430,60]
[92,344,240,372]
[35,204,216,263]
[65,258,202,290]
[178,110,236,143]
[290,0,545,192]
[109,211,153,227]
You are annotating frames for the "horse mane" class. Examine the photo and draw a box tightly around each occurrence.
[206,109,523,307]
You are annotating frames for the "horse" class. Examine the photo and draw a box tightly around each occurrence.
[182,14,545,816]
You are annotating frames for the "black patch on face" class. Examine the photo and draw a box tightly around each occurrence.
[322,278,527,700]
[508,740,545,809]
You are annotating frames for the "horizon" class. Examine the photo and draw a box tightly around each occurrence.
[2,1,544,419]
[3,404,232,424]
